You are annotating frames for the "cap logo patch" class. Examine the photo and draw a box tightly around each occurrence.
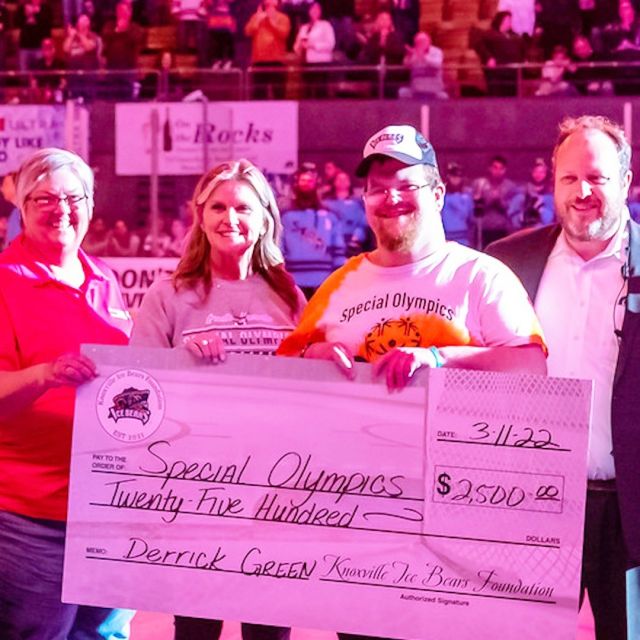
[369,133,404,149]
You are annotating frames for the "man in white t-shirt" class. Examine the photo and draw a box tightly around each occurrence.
[278,124,547,390]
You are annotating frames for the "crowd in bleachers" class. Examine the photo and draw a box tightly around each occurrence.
[0,0,640,101]
[472,0,640,96]
[6,152,640,299]
[4,147,640,304]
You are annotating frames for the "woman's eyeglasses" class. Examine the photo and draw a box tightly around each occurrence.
[27,193,88,211]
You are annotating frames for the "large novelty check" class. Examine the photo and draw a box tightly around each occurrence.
[63,346,591,640]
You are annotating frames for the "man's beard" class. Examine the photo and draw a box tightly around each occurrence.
[373,214,422,252]
[557,197,623,243]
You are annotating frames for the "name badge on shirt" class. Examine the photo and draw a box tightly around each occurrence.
[109,307,131,321]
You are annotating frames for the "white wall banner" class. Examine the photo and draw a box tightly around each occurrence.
[115,102,298,176]
[102,257,178,311]
[0,105,83,172]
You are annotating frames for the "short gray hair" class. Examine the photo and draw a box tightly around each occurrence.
[15,147,95,211]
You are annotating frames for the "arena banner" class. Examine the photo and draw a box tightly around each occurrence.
[0,104,89,172]
[103,257,178,311]
[63,347,590,640]
[114,102,298,176]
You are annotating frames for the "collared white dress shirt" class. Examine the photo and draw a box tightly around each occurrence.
[535,214,629,479]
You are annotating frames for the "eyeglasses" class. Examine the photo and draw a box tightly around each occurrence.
[363,183,432,205]
[27,193,89,211]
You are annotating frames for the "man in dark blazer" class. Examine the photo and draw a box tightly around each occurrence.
[487,114,639,640]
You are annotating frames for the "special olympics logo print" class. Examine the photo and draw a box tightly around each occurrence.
[364,316,422,361]
[97,369,165,442]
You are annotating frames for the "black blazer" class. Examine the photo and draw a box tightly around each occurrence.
[487,221,640,568]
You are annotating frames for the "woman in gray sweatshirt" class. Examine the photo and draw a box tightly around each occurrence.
[131,158,305,640]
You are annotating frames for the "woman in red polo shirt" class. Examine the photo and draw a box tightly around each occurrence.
[0,148,134,639]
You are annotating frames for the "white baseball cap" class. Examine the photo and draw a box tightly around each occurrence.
[355,124,438,177]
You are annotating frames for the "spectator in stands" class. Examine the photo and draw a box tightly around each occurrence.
[82,216,110,255]
[64,13,101,70]
[294,3,335,64]
[203,0,237,69]
[265,164,295,208]
[565,33,613,95]
[62,13,102,100]
[228,0,260,67]
[102,1,144,70]
[0,1,10,71]
[319,0,355,56]
[140,49,182,98]
[63,13,101,100]
[165,217,189,256]
[360,10,405,65]
[245,0,291,99]
[0,173,21,245]
[596,0,640,56]
[31,38,66,102]
[535,0,581,57]
[121,0,148,25]
[399,30,448,99]
[535,44,578,96]
[294,2,335,97]
[107,218,141,256]
[475,10,526,96]
[318,160,340,199]
[281,0,313,50]
[389,0,419,45]
[281,161,345,298]
[81,0,103,31]
[441,161,474,247]
[597,0,640,94]
[171,0,206,59]
[359,10,406,97]
[140,218,172,256]
[508,157,554,229]
[15,0,54,72]
[155,49,188,99]
[322,170,370,257]
[102,1,145,99]
[471,154,520,247]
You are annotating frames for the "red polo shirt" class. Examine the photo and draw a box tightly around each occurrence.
[0,237,132,521]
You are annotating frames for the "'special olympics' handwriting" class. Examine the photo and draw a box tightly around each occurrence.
[139,441,407,506]
[140,440,252,490]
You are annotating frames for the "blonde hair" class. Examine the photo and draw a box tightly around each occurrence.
[173,159,301,315]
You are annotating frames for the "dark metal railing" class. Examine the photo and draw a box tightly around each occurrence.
[0,60,638,103]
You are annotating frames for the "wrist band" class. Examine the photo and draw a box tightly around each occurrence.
[429,346,444,368]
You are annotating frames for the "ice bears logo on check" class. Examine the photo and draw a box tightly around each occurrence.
[97,369,165,442]
[109,387,151,425]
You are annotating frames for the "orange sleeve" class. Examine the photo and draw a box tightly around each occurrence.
[277,255,366,357]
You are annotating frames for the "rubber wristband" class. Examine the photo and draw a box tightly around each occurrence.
[429,346,444,368]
